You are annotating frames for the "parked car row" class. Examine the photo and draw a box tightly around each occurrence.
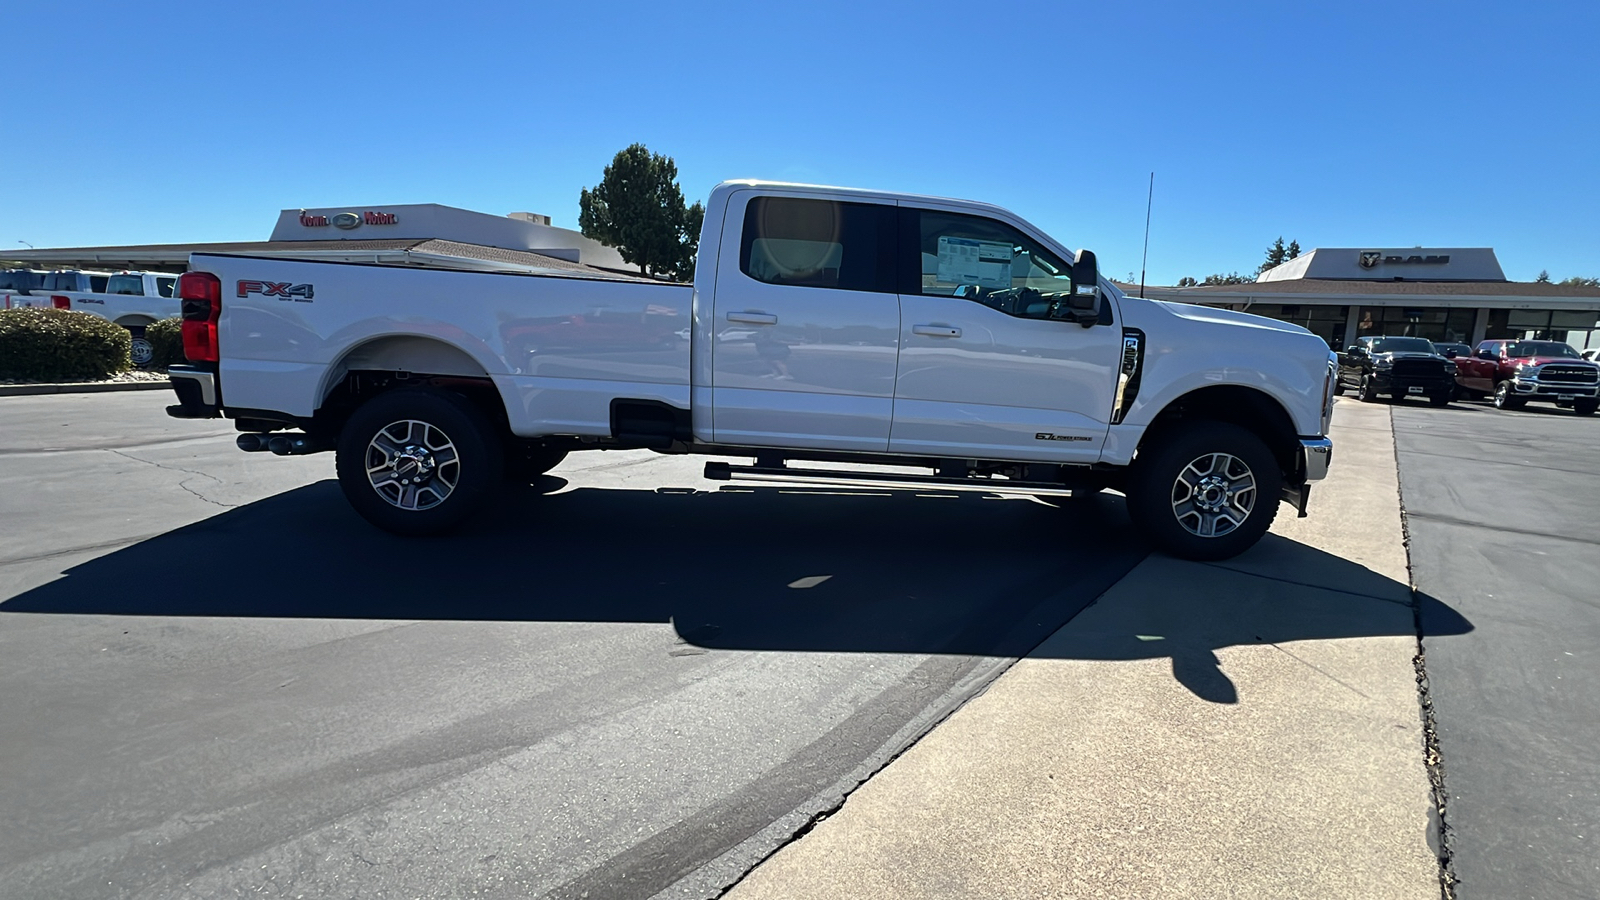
[1335,335,1600,415]
[1,268,181,366]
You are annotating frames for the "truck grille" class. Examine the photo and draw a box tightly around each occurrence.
[1392,358,1446,378]
[1538,365,1598,384]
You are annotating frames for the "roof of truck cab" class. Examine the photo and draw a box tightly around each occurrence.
[713,180,1019,215]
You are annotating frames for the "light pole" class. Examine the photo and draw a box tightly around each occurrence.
[17,240,34,249]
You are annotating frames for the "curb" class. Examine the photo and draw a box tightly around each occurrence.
[0,380,171,397]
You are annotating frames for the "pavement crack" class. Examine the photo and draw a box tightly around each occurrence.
[1265,642,1371,700]
[1391,404,1458,900]
[0,533,165,568]
[1198,562,1413,608]
[106,449,240,508]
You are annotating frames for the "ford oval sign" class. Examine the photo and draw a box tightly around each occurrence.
[332,212,363,230]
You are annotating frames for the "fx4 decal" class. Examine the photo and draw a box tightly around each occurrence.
[237,280,314,302]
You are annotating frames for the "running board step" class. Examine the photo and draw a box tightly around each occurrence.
[702,461,1083,497]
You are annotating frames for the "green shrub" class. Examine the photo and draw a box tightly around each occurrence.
[145,317,185,370]
[0,308,132,381]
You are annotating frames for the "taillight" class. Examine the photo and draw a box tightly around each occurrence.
[179,272,222,363]
[52,295,71,310]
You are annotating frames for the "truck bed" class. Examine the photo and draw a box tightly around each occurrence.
[197,253,692,437]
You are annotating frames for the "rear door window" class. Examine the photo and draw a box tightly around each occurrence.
[156,277,176,298]
[739,197,897,293]
[89,275,109,293]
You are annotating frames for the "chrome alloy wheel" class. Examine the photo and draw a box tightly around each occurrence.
[364,419,461,511]
[1170,452,1257,538]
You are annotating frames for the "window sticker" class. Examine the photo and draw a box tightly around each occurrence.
[937,236,1014,288]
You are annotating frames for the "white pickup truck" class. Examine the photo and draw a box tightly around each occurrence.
[166,181,1335,559]
[6,271,181,365]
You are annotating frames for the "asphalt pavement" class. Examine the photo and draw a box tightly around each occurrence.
[1395,398,1600,899]
[8,388,1589,898]
[0,391,1145,900]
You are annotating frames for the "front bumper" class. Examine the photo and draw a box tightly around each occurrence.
[1300,437,1333,482]
[1280,437,1333,519]
[1510,377,1599,399]
[1372,371,1453,396]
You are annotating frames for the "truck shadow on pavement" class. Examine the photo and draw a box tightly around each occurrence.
[1,479,1472,702]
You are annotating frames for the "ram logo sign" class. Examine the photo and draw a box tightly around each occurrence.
[1359,251,1450,269]
[237,280,315,302]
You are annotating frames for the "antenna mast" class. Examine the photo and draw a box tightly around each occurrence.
[1139,172,1154,299]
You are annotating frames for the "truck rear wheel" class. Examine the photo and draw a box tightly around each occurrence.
[127,326,154,369]
[1126,422,1281,561]
[336,387,504,535]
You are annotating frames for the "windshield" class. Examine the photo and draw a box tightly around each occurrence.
[1509,341,1580,359]
[106,275,145,295]
[1373,337,1435,354]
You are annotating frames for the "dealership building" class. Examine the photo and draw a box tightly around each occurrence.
[1133,247,1600,352]
[0,203,649,281]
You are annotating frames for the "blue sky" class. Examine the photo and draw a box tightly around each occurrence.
[3,0,1596,284]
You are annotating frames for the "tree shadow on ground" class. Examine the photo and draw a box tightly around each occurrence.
[1,479,1471,700]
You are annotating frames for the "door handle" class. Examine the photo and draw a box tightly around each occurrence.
[912,324,962,338]
[727,312,778,325]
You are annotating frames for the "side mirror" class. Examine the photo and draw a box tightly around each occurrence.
[1068,249,1101,325]
[1442,348,1459,358]
[1476,349,1495,360]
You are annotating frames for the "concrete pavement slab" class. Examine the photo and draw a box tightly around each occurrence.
[725,399,1447,900]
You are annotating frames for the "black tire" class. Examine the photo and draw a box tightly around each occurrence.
[1429,392,1451,407]
[1332,377,1345,397]
[336,387,504,535]
[1575,399,1598,417]
[507,446,569,482]
[1126,422,1282,561]
[127,325,154,369]
[1357,375,1380,403]
[1493,381,1525,410]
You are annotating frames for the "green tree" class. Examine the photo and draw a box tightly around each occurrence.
[1202,272,1253,286]
[1258,237,1287,275]
[1286,239,1301,260]
[1558,275,1600,287]
[578,143,704,281]
[1177,276,1198,287]
[1536,270,1551,283]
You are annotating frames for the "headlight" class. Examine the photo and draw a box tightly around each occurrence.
[1444,361,1458,375]
[1375,356,1392,369]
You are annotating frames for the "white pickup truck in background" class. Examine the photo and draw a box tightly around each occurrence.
[166,180,1336,560]
[11,271,180,365]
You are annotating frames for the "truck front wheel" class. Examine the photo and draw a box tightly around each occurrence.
[1126,423,1281,561]
[1492,381,1525,410]
[335,387,505,535]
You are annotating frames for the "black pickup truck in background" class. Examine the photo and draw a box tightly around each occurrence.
[1334,335,1456,406]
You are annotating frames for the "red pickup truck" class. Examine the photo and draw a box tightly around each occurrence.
[1454,339,1600,415]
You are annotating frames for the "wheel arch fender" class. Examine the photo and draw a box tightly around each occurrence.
[1129,384,1301,480]
[114,315,158,328]
[315,335,513,435]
